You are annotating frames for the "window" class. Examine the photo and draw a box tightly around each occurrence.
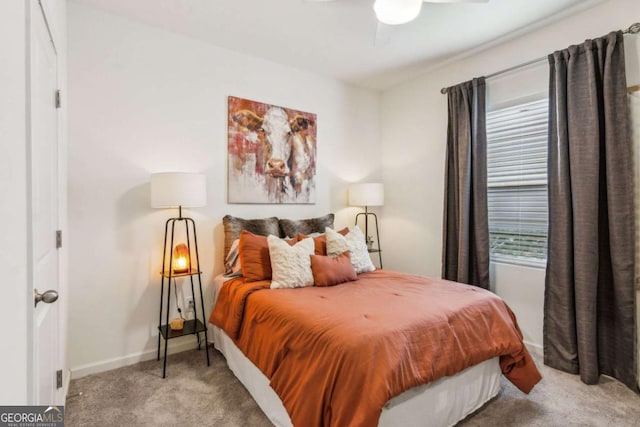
[486,98,548,267]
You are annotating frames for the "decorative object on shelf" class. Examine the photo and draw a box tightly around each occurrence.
[172,243,190,274]
[169,278,186,330]
[169,317,184,330]
[348,183,384,268]
[151,172,210,378]
[366,235,375,250]
[227,96,317,204]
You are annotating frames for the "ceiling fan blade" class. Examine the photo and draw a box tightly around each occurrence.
[374,20,395,47]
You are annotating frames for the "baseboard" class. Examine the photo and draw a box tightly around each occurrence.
[524,340,543,357]
[70,340,198,379]
[63,368,71,399]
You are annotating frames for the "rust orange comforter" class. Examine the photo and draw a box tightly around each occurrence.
[209,270,541,427]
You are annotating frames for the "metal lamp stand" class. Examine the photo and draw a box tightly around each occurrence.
[355,206,383,268]
[157,206,210,378]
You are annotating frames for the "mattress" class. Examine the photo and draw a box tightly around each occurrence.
[210,274,502,427]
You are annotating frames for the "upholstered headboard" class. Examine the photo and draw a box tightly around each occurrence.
[278,214,334,238]
[222,213,335,258]
[222,215,280,259]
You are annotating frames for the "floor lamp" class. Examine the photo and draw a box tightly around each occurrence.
[349,182,384,268]
[151,172,210,378]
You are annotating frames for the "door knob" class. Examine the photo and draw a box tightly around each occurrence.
[34,289,58,307]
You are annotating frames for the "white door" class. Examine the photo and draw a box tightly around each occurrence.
[30,1,62,405]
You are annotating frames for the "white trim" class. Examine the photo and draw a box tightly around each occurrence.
[70,341,198,379]
[63,368,71,398]
[524,340,543,358]
[25,0,35,404]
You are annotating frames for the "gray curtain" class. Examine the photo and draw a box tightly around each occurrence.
[545,31,637,390]
[442,78,490,289]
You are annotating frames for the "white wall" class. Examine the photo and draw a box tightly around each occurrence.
[0,0,29,404]
[380,0,640,355]
[67,2,381,377]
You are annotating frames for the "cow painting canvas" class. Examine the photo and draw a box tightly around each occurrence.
[227,96,317,204]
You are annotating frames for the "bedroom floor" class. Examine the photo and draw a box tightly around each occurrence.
[65,347,640,427]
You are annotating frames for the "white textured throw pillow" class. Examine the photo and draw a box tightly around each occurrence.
[326,226,375,274]
[268,235,315,289]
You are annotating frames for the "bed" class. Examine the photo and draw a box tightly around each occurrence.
[208,215,541,427]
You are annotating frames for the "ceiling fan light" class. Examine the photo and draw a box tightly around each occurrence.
[373,0,422,25]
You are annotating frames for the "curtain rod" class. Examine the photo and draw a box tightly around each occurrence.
[440,22,640,94]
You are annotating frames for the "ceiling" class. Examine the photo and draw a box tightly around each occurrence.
[72,0,603,90]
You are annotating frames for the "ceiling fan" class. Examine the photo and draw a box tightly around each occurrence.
[309,0,489,26]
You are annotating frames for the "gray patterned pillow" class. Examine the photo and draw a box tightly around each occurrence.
[223,239,243,277]
[222,215,280,258]
[278,214,335,238]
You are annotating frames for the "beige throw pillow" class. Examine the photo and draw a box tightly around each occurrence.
[326,226,375,274]
[268,235,315,289]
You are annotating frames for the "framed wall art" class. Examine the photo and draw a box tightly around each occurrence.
[227,96,317,204]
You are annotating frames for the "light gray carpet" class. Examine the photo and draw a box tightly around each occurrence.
[66,347,640,427]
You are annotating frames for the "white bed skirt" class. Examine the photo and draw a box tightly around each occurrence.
[211,325,501,427]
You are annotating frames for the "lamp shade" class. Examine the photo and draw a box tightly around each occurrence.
[373,0,422,25]
[151,172,206,208]
[349,183,384,207]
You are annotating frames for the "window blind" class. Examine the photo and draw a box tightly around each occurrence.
[487,98,548,265]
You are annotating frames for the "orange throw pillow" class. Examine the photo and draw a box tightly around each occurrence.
[310,251,357,287]
[298,227,349,255]
[239,230,298,282]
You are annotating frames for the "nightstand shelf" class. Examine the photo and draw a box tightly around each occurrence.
[156,213,210,378]
[356,211,383,269]
[160,269,201,279]
[159,319,207,340]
